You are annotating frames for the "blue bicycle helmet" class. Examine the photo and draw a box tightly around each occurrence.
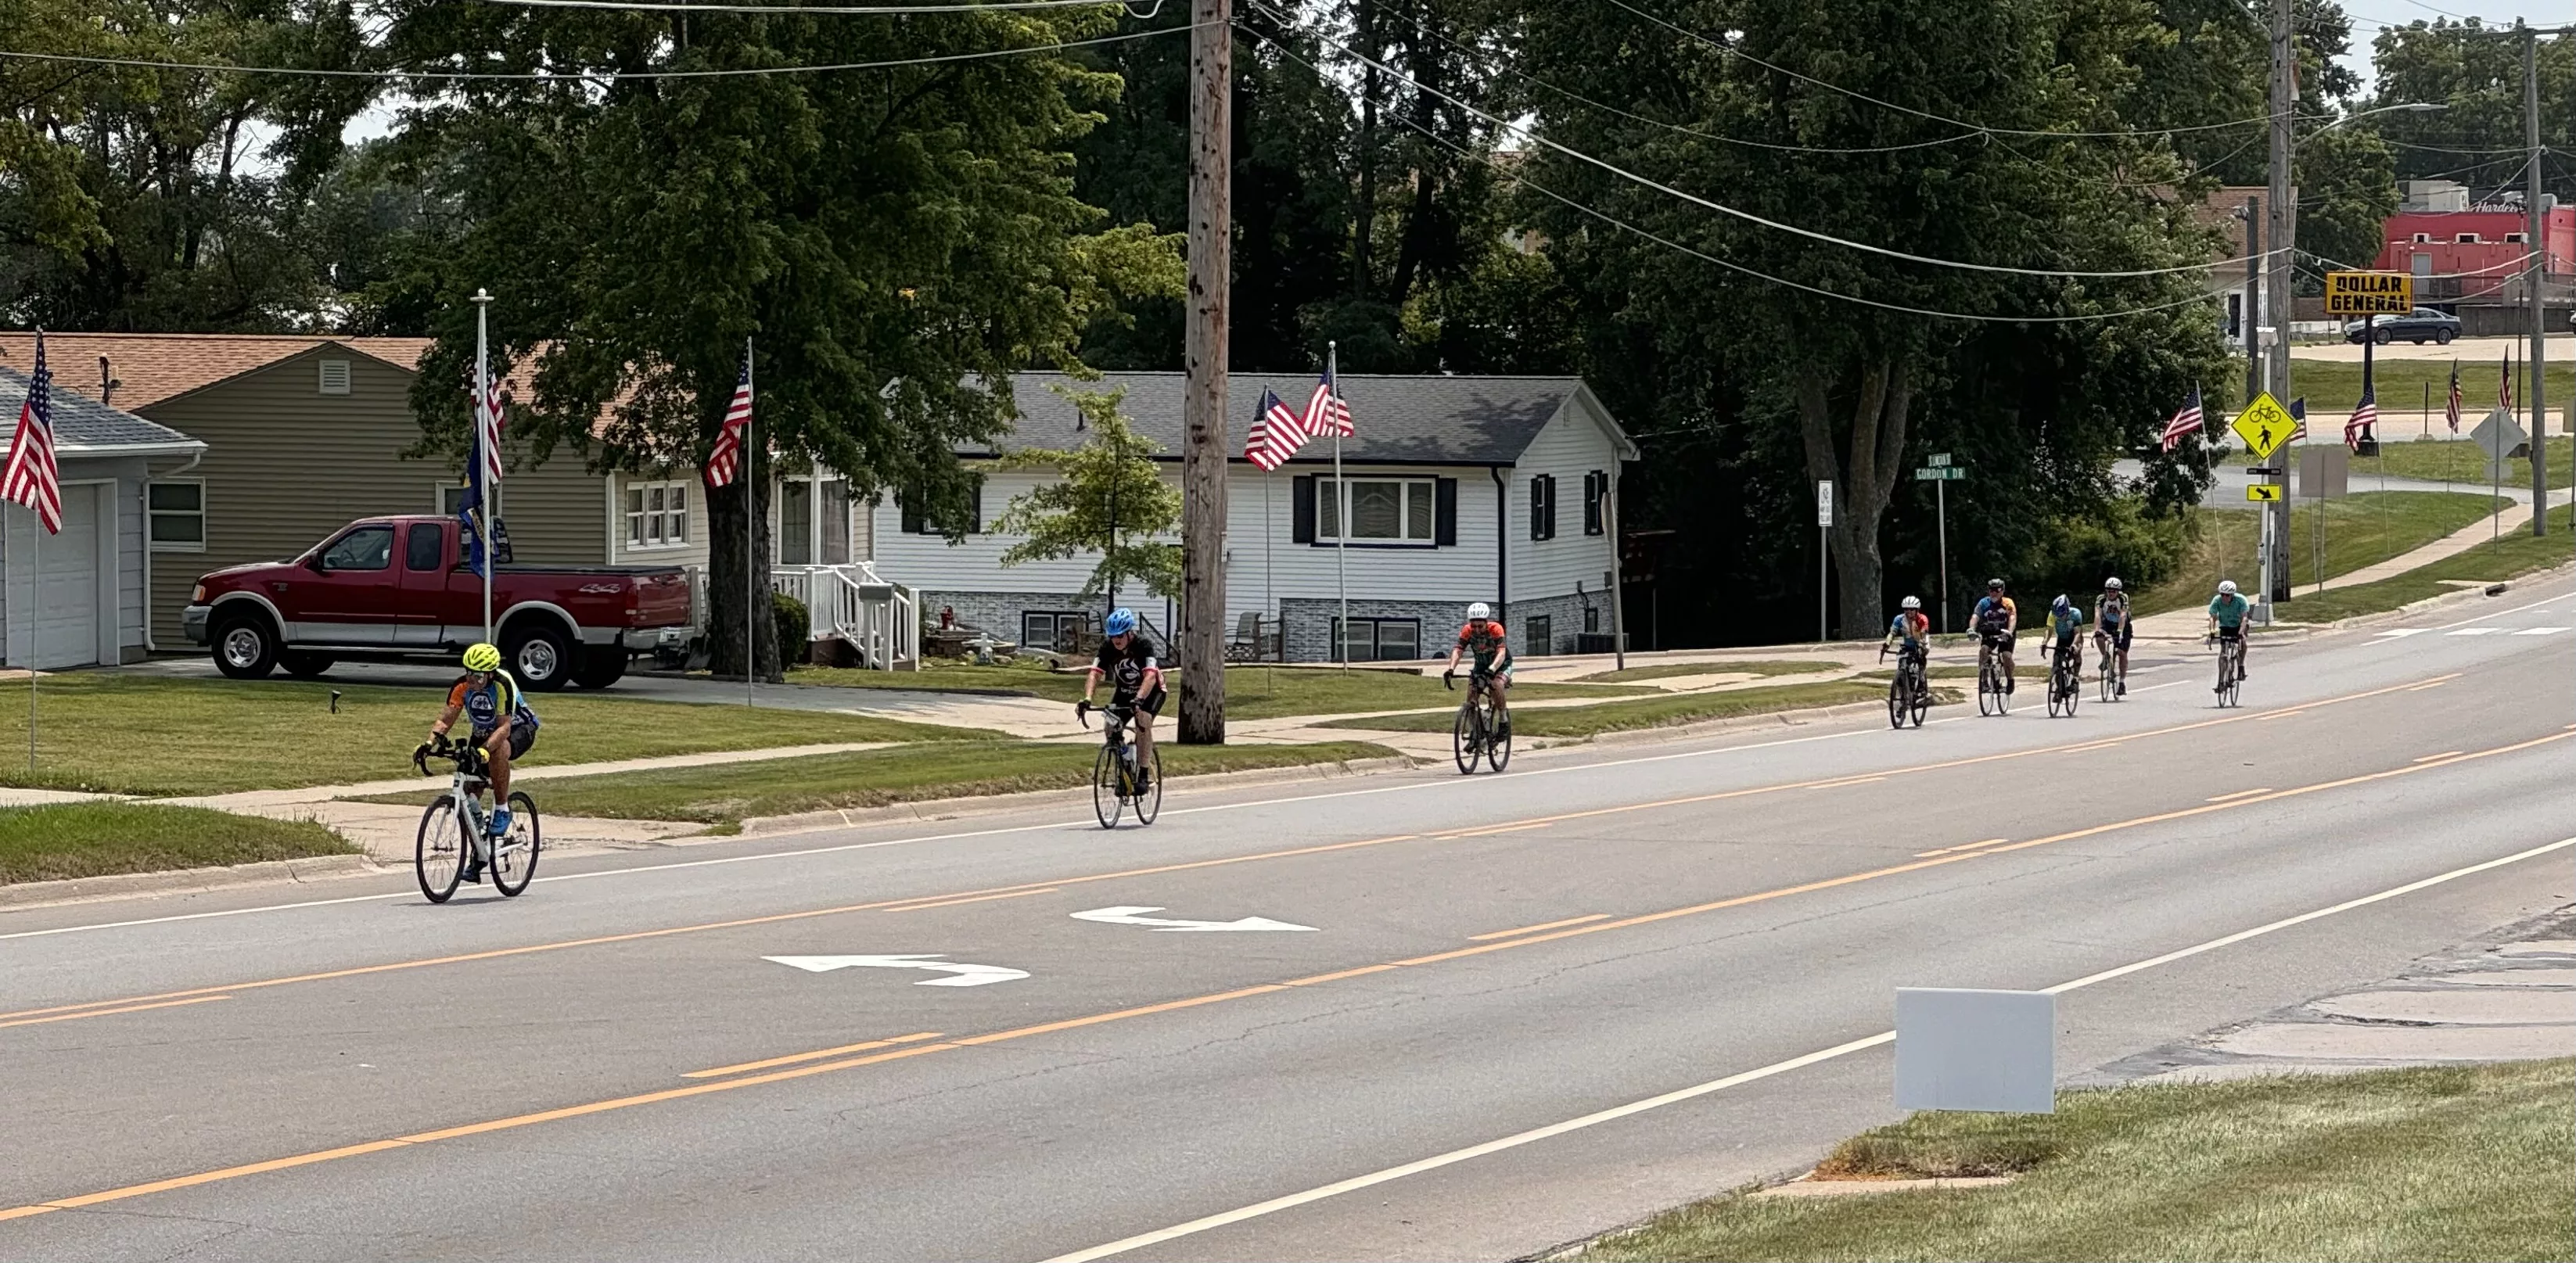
[1104,608,1137,637]
[2052,594,2071,612]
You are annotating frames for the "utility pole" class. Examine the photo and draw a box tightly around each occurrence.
[2264,0,2295,612]
[2524,23,2548,535]
[2243,195,2263,406]
[1177,0,1230,745]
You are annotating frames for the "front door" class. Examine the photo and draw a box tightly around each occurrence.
[298,524,401,645]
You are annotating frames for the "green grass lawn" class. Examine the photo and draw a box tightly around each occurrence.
[0,802,356,884]
[2134,491,2505,619]
[1569,660,1841,684]
[791,661,1647,719]
[357,739,1401,824]
[2262,355,2572,430]
[1575,1058,2574,1263]
[0,675,990,797]
[2353,435,2571,493]
[2270,502,2574,625]
[1316,679,1931,737]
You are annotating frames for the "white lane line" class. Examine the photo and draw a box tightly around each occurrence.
[2514,626,2569,636]
[1039,832,2576,1263]
[2373,628,2427,638]
[2446,627,2501,636]
[2433,589,2576,631]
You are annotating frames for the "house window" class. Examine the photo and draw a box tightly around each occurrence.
[1529,474,1558,541]
[440,483,503,518]
[2455,232,2481,243]
[779,478,853,565]
[1583,470,1608,536]
[1331,617,1421,662]
[2503,231,2527,243]
[1525,614,1553,657]
[624,481,691,550]
[1318,477,1435,544]
[1022,611,1092,654]
[147,480,204,551]
[900,475,985,535]
[2412,232,2432,243]
[318,360,350,395]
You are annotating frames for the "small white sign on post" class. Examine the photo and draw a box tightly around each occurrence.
[1816,480,1834,527]
[1895,988,2056,1114]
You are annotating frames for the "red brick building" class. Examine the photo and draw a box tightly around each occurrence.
[2373,188,2573,303]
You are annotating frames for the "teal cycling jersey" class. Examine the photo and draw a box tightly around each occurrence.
[2208,593,2251,629]
[2047,608,2083,642]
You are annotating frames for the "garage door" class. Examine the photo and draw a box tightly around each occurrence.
[22,484,102,669]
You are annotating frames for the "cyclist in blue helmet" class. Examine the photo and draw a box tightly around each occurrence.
[1082,607,1166,793]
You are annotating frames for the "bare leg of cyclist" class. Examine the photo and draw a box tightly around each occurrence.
[1132,715,1156,787]
[1999,644,2017,692]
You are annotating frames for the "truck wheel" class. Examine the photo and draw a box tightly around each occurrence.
[571,648,628,690]
[213,615,279,680]
[505,623,575,691]
[279,651,336,679]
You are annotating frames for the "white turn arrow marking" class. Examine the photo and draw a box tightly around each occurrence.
[763,955,1029,987]
[1070,906,1319,933]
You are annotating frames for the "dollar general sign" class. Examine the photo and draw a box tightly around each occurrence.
[2324,271,2413,316]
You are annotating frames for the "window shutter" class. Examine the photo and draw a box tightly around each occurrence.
[900,491,925,535]
[964,473,986,535]
[1529,478,1543,541]
[1292,475,1316,543]
[1434,477,1457,546]
[1584,471,1605,536]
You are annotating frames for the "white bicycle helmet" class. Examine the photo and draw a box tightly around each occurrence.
[2104,576,2123,591]
[1467,601,1492,620]
[2218,579,2239,595]
[1901,596,1922,610]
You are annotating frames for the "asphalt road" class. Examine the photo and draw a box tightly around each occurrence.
[7,572,2575,1262]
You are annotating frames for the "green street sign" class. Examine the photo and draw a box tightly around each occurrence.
[1913,467,1967,481]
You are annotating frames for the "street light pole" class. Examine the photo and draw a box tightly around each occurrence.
[2264,0,2294,613]
[2525,24,2549,535]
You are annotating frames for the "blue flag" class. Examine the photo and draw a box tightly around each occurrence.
[458,422,489,578]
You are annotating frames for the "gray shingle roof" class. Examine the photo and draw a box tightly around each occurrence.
[981,372,1611,465]
[0,367,200,454]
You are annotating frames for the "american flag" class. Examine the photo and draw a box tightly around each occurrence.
[1246,388,1309,472]
[2445,360,2462,434]
[1302,364,1353,438]
[2501,350,2513,415]
[2,329,61,535]
[473,350,505,487]
[705,350,753,487]
[2344,384,2377,450]
[2288,396,2308,443]
[2157,386,2203,452]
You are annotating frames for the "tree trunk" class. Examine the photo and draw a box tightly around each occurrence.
[707,460,780,684]
[1796,358,1913,640]
[1177,0,1231,744]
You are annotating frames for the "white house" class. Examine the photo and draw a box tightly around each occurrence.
[867,371,1639,663]
[0,367,207,669]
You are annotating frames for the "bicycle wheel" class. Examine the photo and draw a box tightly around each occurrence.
[2097,651,2114,703]
[2062,669,2078,716]
[1091,744,1124,828]
[1133,746,1163,824]
[1453,702,1482,774]
[415,797,465,904]
[1977,662,1997,716]
[490,791,542,897]
[1888,674,1907,729]
[1908,675,1929,727]
[1486,701,1512,772]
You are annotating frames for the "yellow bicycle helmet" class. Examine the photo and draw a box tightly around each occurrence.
[462,643,503,673]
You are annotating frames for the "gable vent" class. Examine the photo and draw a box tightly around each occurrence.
[318,359,352,395]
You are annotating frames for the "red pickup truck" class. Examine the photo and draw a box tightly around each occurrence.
[182,515,692,691]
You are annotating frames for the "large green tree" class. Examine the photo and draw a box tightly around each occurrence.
[2366,21,2572,203]
[304,1,1180,680]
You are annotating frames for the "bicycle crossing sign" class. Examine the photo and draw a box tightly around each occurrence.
[2230,393,2298,461]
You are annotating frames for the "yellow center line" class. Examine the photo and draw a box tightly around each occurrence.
[2255,709,2309,721]
[6,723,2560,1222]
[2407,680,2450,691]
[1467,914,1609,941]
[1443,822,1554,838]
[0,996,231,1031]
[1808,775,1888,789]
[2412,751,2464,763]
[2204,788,2275,802]
[1912,838,2010,858]
[880,888,1059,913]
[684,1032,943,1079]
[0,670,2467,1031]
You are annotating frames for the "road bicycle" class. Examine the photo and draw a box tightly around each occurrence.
[2093,630,2125,703]
[2208,632,2246,709]
[1976,635,2013,716]
[1077,699,1161,827]
[2045,642,2082,718]
[1444,667,1512,773]
[1879,643,1929,729]
[411,735,541,903]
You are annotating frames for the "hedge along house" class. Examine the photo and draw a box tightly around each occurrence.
[0,332,731,655]
[871,372,1638,663]
[0,366,206,669]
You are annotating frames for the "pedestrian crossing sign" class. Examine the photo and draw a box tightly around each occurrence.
[2231,393,2296,461]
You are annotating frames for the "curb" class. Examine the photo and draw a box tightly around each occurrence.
[0,852,386,910]
[735,754,1426,837]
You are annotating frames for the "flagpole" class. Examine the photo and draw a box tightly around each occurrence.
[24,501,34,773]
[1329,342,1346,668]
[472,289,494,645]
[1263,468,1274,657]
[745,336,756,708]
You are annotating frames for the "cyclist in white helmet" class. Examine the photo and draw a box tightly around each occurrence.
[2093,576,2132,696]
[2208,579,2252,682]
[1444,601,1513,729]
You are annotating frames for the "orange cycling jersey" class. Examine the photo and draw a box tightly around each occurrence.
[1457,619,1508,669]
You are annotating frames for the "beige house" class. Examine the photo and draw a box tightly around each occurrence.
[0,333,782,651]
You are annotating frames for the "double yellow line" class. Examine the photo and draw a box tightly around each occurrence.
[5,719,2563,1225]
[0,671,2466,1035]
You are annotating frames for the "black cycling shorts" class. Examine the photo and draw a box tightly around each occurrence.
[1116,687,1167,718]
[2098,622,2133,651]
[474,725,537,760]
[2215,625,2246,643]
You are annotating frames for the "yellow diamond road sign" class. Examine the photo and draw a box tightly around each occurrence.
[2232,393,2297,461]
[2247,484,2283,503]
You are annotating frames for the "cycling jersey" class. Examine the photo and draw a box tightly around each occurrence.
[1886,610,1929,649]
[1972,595,2017,639]
[2096,594,2130,630]
[2048,607,2083,644]
[1457,619,1509,672]
[1093,635,1162,703]
[2208,593,2251,630]
[447,671,539,737]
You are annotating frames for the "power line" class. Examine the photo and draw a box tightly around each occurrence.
[1248,5,2277,280]
[491,0,1149,13]
[0,23,1198,81]
[1590,0,2283,139]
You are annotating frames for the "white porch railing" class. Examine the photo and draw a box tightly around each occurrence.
[771,562,918,670]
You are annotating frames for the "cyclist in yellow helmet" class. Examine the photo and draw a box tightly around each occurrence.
[420,643,540,882]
